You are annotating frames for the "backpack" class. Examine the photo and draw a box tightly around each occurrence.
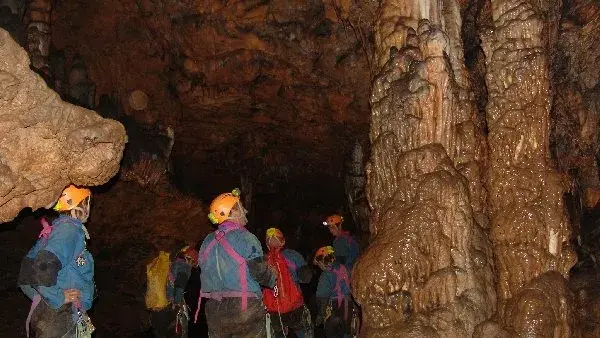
[262,250,304,313]
[145,251,171,310]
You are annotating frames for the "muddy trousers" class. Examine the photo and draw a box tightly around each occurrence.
[150,307,187,338]
[29,301,76,338]
[324,299,355,338]
[269,304,313,338]
[205,298,273,338]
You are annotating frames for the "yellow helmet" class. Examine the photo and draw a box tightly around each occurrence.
[266,227,285,248]
[323,214,344,227]
[208,188,241,224]
[53,185,91,211]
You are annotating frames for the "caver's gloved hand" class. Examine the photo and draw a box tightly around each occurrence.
[248,256,277,288]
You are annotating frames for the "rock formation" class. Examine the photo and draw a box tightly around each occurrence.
[355,0,582,335]
[480,0,577,334]
[351,0,495,336]
[0,28,126,223]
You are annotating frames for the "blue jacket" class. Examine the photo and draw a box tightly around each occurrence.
[333,232,360,269]
[281,249,307,283]
[199,222,266,297]
[20,215,95,310]
[167,259,192,305]
[316,263,351,301]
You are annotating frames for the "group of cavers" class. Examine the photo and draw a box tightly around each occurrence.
[17,186,361,338]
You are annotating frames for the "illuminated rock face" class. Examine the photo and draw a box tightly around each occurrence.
[479,0,576,334]
[355,0,579,335]
[0,28,126,223]
[352,1,495,336]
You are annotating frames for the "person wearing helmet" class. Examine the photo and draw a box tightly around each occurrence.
[313,246,353,338]
[263,228,314,338]
[196,189,276,337]
[322,215,360,270]
[150,245,199,338]
[18,184,95,338]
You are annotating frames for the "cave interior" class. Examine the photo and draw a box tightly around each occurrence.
[1,0,600,336]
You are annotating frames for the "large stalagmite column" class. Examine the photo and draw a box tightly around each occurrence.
[351,0,495,337]
[481,0,577,335]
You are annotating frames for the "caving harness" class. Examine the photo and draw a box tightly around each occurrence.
[25,218,95,338]
[175,302,190,337]
[196,222,273,337]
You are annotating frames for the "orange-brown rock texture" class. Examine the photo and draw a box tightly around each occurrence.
[480,0,577,334]
[50,0,375,190]
[351,0,495,336]
[0,28,126,223]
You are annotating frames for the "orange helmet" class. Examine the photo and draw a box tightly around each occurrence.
[314,245,334,261]
[53,185,91,212]
[266,227,285,248]
[323,214,344,227]
[208,188,241,224]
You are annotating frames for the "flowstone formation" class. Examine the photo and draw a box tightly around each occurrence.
[480,0,577,334]
[0,28,126,223]
[351,0,495,336]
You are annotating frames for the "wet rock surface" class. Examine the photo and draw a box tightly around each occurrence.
[352,0,494,335]
[481,0,576,333]
[0,28,126,223]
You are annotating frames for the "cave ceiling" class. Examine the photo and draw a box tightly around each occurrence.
[49,0,379,192]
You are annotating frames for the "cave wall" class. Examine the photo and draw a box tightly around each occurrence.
[48,0,375,193]
[0,28,126,223]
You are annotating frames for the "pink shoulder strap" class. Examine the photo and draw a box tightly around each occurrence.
[333,265,350,307]
[195,224,249,323]
[38,218,53,241]
[284,256,296,272]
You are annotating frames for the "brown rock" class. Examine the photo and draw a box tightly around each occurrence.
[0,28,126,223]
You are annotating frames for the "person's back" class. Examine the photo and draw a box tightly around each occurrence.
[323,215,360,270]
[332,232,359,270]
[18,185,95,338]
[314,246,353,338]
[200,224,264,296]
[263,228,314,338]
[197,189,275,338]
[150,246,197,338]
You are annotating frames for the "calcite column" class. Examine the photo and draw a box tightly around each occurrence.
[351,0,495,337]
[481,0,577,335]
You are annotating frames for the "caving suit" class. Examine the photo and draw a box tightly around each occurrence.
[264,248,314,338]
[332,231,359,270]
[316,263,353,338]
[18,215,95,338]
[197,221,276,337]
